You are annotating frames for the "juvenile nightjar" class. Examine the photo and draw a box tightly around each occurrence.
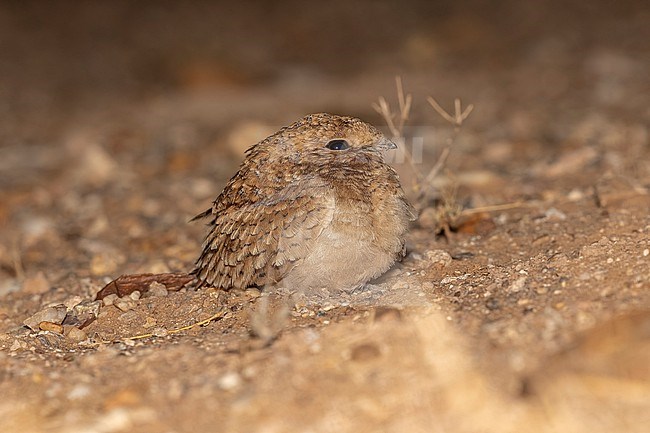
[192,113,416,292]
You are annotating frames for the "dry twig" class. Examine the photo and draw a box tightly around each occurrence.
[373,76,475,212]
[124,307,227,341]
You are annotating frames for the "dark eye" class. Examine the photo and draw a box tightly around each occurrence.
[325,139,350,150]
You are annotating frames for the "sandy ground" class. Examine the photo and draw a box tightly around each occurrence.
[1,1,649,432]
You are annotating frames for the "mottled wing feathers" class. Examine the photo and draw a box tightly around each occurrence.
[193,177,334,289]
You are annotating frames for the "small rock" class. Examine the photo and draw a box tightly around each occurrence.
[90,252,121,276]
[567,189,585,201]
[65,326,88,342]
[151,327,169,337]
[9,339,26,351]
[544,207,567,221]
[39,321,64,334]
[70,141,118,187]
[147,282,168,297]
[24,305,67,331]
[424,249,453,268]
[67,384,92,400]
[218,372,242,391]
[485,298,500,310]
[129,290,141,301]
[244,287,261,299]
[63,296,84,309]
[103,294,119,306]
[22,272,50,294]
[508,276,528,293]
[114,298,137,312]
[143,317,157,329]
[68,300,102,327]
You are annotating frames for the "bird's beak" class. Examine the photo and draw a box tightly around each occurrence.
[376,137,398,151]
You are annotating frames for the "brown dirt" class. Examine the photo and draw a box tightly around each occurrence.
[1,1,649,432]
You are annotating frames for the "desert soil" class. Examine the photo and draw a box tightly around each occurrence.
[1,1,649,432]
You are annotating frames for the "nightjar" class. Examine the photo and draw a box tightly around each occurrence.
[192,113,416,292]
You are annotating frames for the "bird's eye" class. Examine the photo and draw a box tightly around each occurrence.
[325,139,350,150]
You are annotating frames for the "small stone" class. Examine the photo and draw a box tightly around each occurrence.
[102,294,119,306]
[147,282,168,297]
[9,339,26,351]
[643,249,649,257]
[23,305,67,331]
[129,290,141,301]
[508,276,528,293]
[67,384,92,400]
[143,317,157,329]
[544,207,567,221]
[151,327,169,337]
[90,252,121,276]
[63,296,84,309]
[424,249,453,268]
[244,287,262,299]
[567,189,585,201]
[65,326,88,342]
[114,298,137,312]
[22,272,50,294]
[218,372,242,391]
[39,321,64,333]
[391,281,409,290]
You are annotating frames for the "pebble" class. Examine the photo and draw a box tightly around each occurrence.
[67,384,92,400]
[23,305,68,331]
[129,290,141,301]
[143,317,158,328]
[421,281,434,291]
[71,141,118,187]
[424,249,453,268]
[151,327,169,337]
[244,287,262,299]
[114,298,137,312]
[102,294,119,306]
[544,207,567,221]
[535,286,549,295]
[21,272,50,294]
[644,249,649,257]
[9,339,26,351]
[567,189,585,201]
[508,276,528,293]
[90,252,122,276]
[218,372,242,391]
[39,321,64,333]
[63,296,84,309]
[147,282,168,297]
[391,281,409,290]
[65,326,88,342]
